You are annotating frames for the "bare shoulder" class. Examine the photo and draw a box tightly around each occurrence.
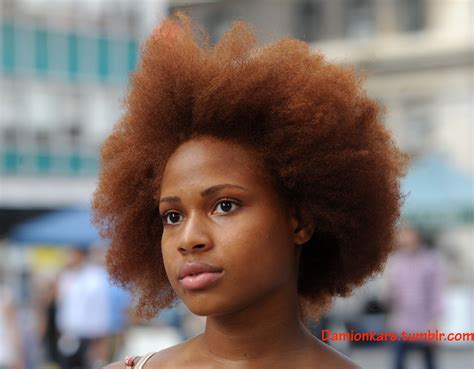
[146,336,202,368]
[102,337,198,369]
[104,336,361,369]
[306,337,361,369]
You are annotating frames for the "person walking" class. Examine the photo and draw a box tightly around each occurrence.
[387,224,445,369]
[56,246,110,369]
[0,282,24,369]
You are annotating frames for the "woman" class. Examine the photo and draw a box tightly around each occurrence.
[94,14,407,369]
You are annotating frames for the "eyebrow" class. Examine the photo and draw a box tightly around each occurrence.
[159,184,249,205]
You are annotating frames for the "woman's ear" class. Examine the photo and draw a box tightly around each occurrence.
[289,208,316,246]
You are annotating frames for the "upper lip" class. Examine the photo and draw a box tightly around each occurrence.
[178,261,223,279]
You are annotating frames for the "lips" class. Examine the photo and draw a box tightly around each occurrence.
[178,261,224,290]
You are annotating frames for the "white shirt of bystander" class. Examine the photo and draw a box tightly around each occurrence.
[56,263,110,338]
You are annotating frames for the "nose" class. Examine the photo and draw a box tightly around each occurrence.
[178,212,213,254]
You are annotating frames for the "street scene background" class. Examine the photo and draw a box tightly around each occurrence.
[0,1,472,368]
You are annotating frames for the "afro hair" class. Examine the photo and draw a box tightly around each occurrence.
[92,14,408,320]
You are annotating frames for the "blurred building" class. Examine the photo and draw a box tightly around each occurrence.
[0,0,166,209]
[175,0,473,173]
[1,0,472,221]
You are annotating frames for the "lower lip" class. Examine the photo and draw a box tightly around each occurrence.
[179,271,223,290]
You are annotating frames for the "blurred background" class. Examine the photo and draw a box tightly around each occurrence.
[0,1,472,368]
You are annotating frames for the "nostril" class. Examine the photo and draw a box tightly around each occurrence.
[179,243,209,253]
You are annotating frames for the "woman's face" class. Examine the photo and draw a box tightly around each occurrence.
[159,136,301,317]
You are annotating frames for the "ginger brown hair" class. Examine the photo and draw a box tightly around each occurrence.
[92,14,408,320]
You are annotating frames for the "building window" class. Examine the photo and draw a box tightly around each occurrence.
[400,97,434,157]
[48,31,68,78]
[1,127,19,174]
[1,23,138,83]
[2,126,17,148]
[294,0,323,42]
[127,39,138,72]
[78,35,98,80]
[399,0,426,32]
[1,23,15,73]
[15,25,34,73]
[67,32,79,79]
[108,39,129,83]
[34,28,48,75]
[97,36,108,81]
[35,130,51,174]
[345,0,375,39]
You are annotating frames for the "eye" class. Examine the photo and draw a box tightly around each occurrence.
[213,199,240,214]
[161,211,184,225]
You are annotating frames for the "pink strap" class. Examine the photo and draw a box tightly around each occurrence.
[124,356,137,368]
[124,352,156,368]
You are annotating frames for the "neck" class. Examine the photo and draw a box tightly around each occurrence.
[198,285,313,363]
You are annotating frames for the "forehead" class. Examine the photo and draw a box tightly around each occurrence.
[160,136,266,193]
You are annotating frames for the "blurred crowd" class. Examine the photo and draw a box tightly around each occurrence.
[1,244,130,369]
[0,224,454,369]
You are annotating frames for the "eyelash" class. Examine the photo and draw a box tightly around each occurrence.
[160,198,241,226]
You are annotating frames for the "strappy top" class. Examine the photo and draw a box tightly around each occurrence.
[124,352,157,369]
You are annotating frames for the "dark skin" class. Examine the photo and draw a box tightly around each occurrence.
[105,136,360,369]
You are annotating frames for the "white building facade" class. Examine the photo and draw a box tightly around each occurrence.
[1,0,472,207]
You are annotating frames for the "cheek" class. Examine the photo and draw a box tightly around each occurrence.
[160,237,177,286]
[219,212,294,282]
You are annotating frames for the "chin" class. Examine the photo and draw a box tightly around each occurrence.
[183,298,225,316]
[182,293,245,317]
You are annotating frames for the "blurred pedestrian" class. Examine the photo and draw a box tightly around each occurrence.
[387,224,445,369]
[89,244,132,365]
[105,284,132,362]
[56,246,110,369]
[38,277,60,367]
[0,277,25,369]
